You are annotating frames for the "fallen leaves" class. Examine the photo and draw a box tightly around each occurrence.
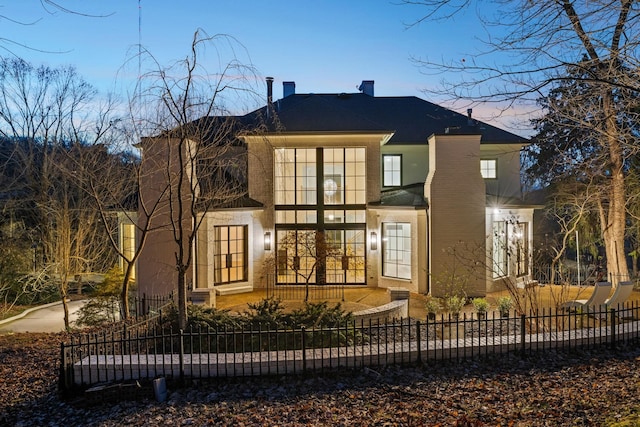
[1,332,640,426]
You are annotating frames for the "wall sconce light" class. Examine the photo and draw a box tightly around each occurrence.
[370,231,378,251]
[264,231,271,251]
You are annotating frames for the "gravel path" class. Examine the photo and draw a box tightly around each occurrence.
[2,332,640,426]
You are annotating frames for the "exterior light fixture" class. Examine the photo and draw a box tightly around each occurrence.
[264,231,271,251]
[370,231,378,250]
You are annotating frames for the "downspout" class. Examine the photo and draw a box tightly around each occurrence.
[425,201,431,295]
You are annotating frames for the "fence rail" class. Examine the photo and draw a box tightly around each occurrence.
[59,301,640,392]
[265,275,346,301]
[533,265,639,286]
[129,292,174,319]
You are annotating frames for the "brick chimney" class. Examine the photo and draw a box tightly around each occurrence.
[358,80,374,96]
[283,81,296,98]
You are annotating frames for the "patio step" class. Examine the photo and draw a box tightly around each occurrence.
[215,284,254,296]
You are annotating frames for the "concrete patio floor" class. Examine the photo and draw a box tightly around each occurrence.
[215,284,640,320]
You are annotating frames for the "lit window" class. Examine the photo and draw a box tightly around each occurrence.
[213,225,247,284]
[480,159,497,179]
[383,155,402,186]
[492,221,507,278]
[513,222,529,277]
[273,147,366,286]
[382,223,411,279]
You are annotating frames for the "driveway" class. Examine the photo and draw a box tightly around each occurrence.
[0,299,88,334]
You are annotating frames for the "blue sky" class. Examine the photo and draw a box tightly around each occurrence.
[3,1,529,134]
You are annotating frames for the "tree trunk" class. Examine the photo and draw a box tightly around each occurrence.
[177,268,188,330]
[61,288,70,330]
[120,261,135,320]
[601,90,629,285]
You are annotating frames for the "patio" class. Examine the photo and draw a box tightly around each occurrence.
[216,283,640,319]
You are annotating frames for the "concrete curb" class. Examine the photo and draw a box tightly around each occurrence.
[0,300,69,326]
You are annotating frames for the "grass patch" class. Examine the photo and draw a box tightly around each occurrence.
[0,305,34,321]
[605,405,640,426]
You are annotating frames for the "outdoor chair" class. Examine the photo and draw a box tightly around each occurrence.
[561,281,612,312]
[604,281,635,309]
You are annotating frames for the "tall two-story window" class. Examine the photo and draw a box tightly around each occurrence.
[514,222,529,277]
[274,147,366,285]
[383,154,402,187]
[480,159,497,179]
[492,221,507,278]
[213,225,247,284]
[382,222,411,279]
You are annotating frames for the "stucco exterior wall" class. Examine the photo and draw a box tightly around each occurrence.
[480,143,524,199]
[380,144,429,187]
[137,136,194,297]
[425,134,487,297]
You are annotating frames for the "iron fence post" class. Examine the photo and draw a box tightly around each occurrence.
[520,314,526,355]
[416,320,422,364]
[301,326,307,372]
[610,308,616,350]
[179,329,185,381]
[58,342,71,393]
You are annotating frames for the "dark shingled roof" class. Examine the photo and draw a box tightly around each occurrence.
[243,92,527,145]
[370,183,428,208]
[207,194,264,210]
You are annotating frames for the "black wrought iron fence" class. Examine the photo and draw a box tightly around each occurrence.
[533,265,599,285]
[265,274,346,301]
[59,301,640,392]
[533,266,639,287]
[129,292,175,319]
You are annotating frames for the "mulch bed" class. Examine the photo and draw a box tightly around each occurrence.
[1,332,640,426]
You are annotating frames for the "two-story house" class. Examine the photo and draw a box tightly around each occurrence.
[135,78,536,305]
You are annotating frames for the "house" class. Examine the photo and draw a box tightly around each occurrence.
[135,78,537,305]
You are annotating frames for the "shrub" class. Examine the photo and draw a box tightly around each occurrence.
[159,303,243,331]
[74,266,126,327]
[74,297,120,327]
[471,297,490,313]
[244,297,289,329]
[444,295,465,317]
[158,298,360,352]
[289,301,353,328]
[497,296,513,316]
[424,297,441,319]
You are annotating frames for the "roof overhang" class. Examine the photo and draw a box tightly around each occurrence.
[240,131,395,145]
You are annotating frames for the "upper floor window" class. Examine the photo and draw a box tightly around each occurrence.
[383,154,402,187]
[274,147,366,206]
[324,147,366,205]
[480,159,497,179]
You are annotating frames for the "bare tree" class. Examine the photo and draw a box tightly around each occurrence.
[0,58,120,328]
[626,164,640,278]
[405,0,640,284]
[62,132,146,320]
[0,1,112,56]
[136,30,261,329]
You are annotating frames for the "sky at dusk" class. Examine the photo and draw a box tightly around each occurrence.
[3,1,532,135]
